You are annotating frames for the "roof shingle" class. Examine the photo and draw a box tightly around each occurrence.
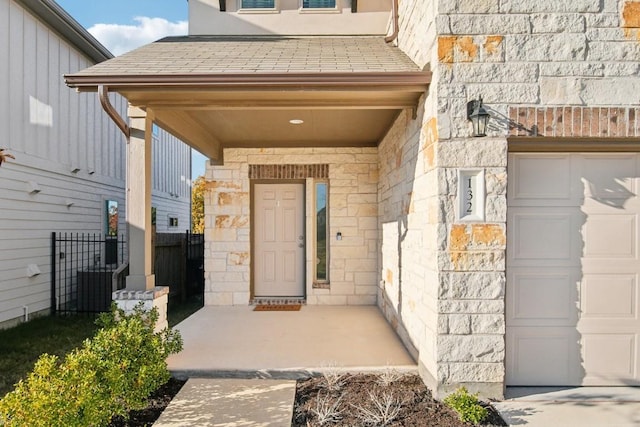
[72,36,421,76]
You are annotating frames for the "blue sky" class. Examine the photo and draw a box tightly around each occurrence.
[56,0,208,180]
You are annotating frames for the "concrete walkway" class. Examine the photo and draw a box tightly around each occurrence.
[154,379,296,427]
[167,305,416,378]
[494,387,640,426]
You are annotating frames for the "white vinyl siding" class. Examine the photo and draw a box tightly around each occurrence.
[5,2,126,179]
[0,0,192,326]
[152,128,191,233]
[0,163,128,323]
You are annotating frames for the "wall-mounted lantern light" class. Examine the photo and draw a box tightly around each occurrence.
[467,97,490,137]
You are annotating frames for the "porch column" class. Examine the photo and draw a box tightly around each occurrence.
[125,106,155,291]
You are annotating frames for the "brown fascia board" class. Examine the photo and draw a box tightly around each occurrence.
[64,71,432,91]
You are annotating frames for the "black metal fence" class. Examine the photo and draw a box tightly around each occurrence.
[51,232,128,315]
[51,231,204,315]
[185,231,205,299]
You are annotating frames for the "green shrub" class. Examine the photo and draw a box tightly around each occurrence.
[443,386,488,425]
[0,304,183,427]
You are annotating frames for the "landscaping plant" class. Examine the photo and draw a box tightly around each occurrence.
[0,304,183,427]
[310,393,344,425]
[443,386,488,425]
[0,149,13,167]
[352,389,405,426]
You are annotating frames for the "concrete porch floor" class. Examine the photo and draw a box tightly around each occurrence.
[167,305,417,378]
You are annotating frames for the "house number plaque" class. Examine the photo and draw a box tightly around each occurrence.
[458,169,485,222]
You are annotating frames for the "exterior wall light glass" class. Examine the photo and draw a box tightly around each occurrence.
[467,97,490,137]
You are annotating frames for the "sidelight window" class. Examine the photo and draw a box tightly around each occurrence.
[315,182,329,283]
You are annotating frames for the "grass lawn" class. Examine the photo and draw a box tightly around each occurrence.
[0,315,98,397]
[0,295,203,398]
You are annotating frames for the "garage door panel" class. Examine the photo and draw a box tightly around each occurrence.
[581,154,637,200]
[582,334,637,385]
[507,152,640,386]
[581,275,636,319]
[583,214,636,258]
[508,270,579,326]
[508,211,578,264]
[507,328,581,386]
[508,154,573,203]
[582,198,640,214]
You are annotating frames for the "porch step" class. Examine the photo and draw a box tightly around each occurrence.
[170,366,419,381]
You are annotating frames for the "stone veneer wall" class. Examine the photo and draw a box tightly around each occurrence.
[204,148,378,305]
[378,0,445,395]
[380,0,640,399]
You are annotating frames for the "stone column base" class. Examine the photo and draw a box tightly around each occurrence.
[113,286,169,333]
[418,360,504,400]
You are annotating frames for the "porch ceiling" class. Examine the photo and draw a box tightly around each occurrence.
[65,36,431,161]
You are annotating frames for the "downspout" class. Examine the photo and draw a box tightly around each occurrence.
[384,0,399,43]
[98,85,130,138]
[98,84,131,286]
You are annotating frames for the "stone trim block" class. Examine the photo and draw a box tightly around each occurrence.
[509,106,640,137]
[113,286,169,333]
[112,286,169,300]
[248,164,329,179]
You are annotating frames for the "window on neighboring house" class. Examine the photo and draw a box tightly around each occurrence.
[105,200,119,265]
[240,0,276,8]
[168,216,179,228]
[315,182,329,283]
[105,200,118,236]
[302,0,336,8]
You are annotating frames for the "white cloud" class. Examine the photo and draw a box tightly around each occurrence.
[88,17,188,56]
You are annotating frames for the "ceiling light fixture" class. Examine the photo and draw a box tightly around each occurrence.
[289,119,304,125]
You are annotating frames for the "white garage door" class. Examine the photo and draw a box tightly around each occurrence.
[507,153,640,386]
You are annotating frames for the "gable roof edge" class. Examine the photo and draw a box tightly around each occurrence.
[16,0,113,63]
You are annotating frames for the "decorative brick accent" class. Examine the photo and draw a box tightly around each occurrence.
[508,106,640,138]
[248,164,329,179]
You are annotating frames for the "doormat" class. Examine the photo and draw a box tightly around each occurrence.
[253,304,302,312]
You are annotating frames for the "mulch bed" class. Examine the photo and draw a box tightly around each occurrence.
[292,373,507,427]
[109,373,507,426]
[108,377,186,427]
